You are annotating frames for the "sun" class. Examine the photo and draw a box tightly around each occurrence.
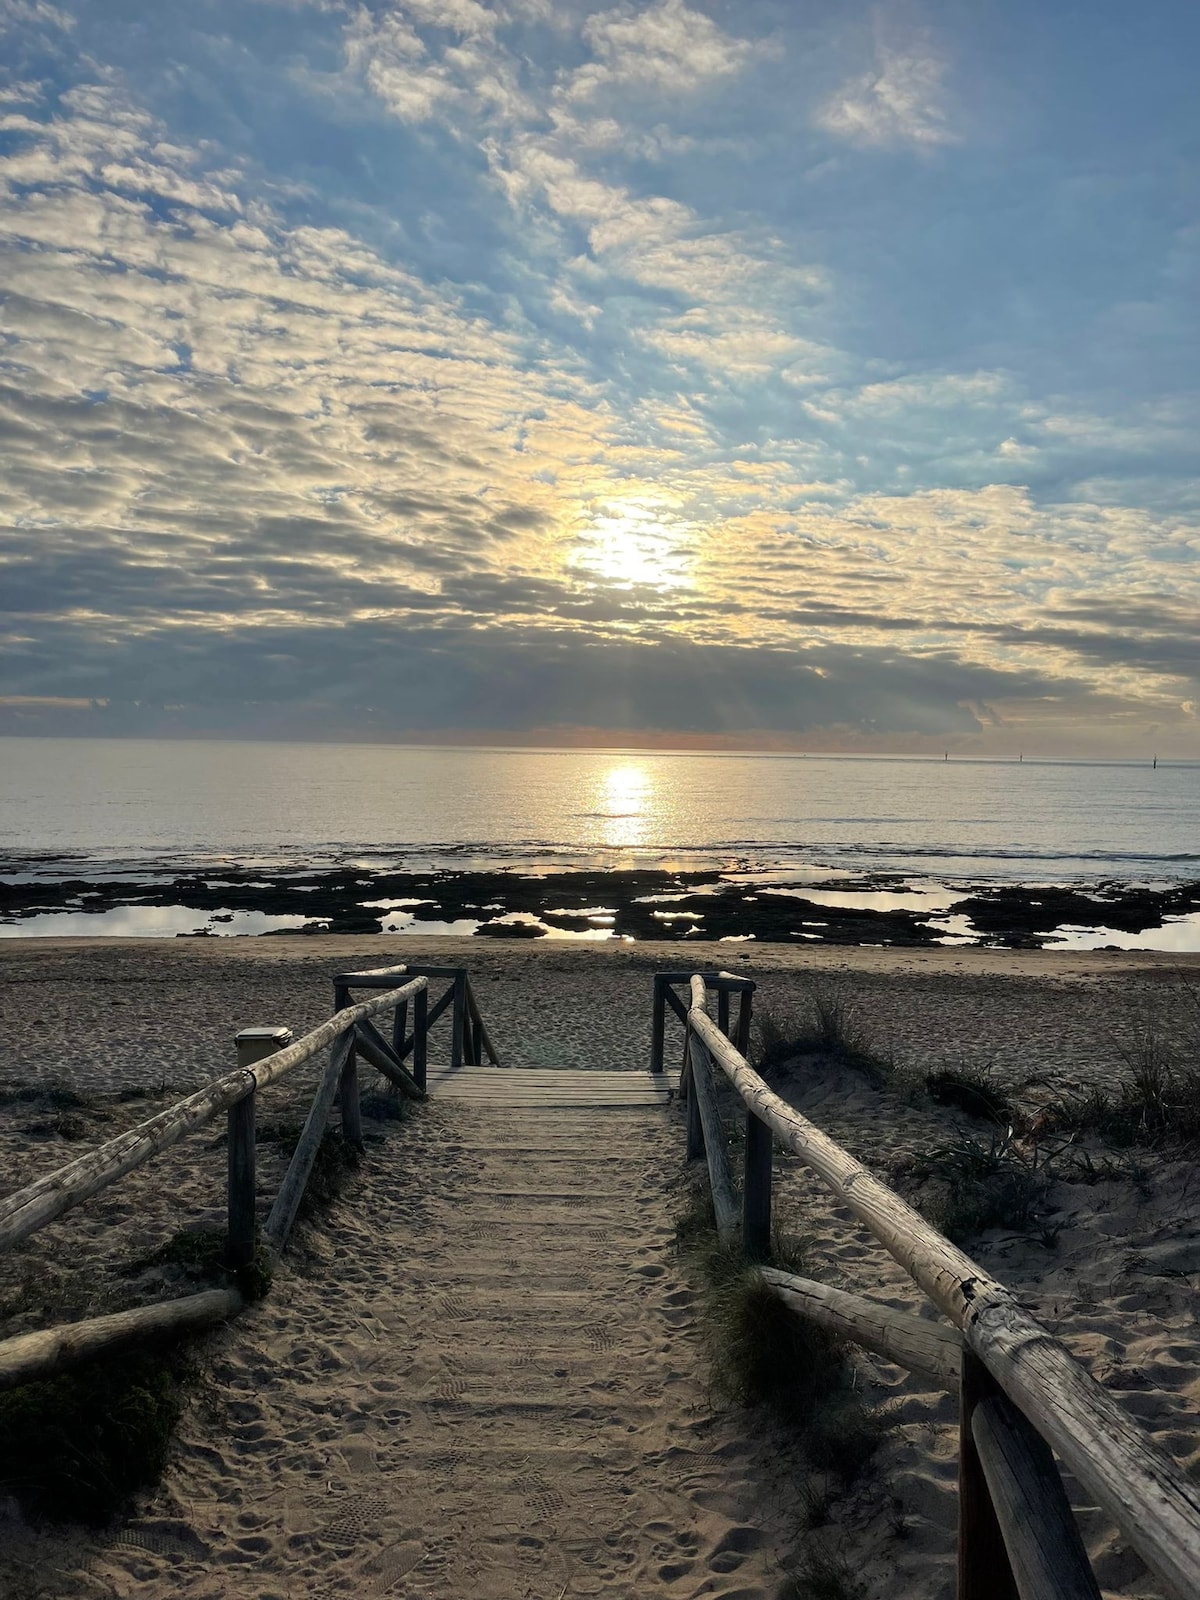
[572,497,695,591]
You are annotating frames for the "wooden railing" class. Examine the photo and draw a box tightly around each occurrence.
[0,963,499,1392]
[669,971,1200,1600]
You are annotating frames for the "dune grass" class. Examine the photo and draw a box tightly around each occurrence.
[676,1184,885,1488]
[753,982,893,1084]
[0,1075,414,1525]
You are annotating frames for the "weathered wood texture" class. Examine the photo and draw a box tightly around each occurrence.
[451,972,466,1071]
[333,964,411,989]
[760,1268,962,1386]
[226,1089,257,1270]
[651,974,668,1073]
[684,1038,704,1160]
[972,1392,1102,1600]
[742,1109,772,1262]
[339,1041,363,1149]
[466,979,502,1066]
[397,978,456,1058]
[658,971,757,988]
[0,976,426,1255]
[412,983,428,1092]
[688,1001,1200,1600]
[264,1032,355,1254]
[0,1288,243,1391]
[687,1033,739,1243]
[354,1022,425,1099]
[959,1350,1020,1600]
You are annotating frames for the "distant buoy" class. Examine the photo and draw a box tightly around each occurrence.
[1153,755,1157,769]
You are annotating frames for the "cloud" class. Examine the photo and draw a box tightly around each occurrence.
[816,17,957,150]
[0,2,1197,754]
[569,0,761,101]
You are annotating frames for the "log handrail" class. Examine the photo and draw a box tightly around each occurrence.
[674,981,1200,1600]
[0,962,502,1392]
[0,977,428,1254]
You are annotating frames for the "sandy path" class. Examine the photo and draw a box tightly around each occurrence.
[68,1098,790,1600]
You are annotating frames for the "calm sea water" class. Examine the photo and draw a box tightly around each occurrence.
[1,737,1197,885]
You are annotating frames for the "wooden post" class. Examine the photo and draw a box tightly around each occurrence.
[340,1037,363,1149]
[393,997,408,1061]
[413,982,428,1092]
[959,1349,1020,1600]
[718,987,730,1040]
[743,1108,772,1261]
[651,975,666,1073]
[226,1087,256,1270]
[451,971,466,1070]
[265,1032,354,1254]
[735,986,753,1056]
[971,1395,1102,1600]
[689,1033,739,1243]
[685,1033,704,1160]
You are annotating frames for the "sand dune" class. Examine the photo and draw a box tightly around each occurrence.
[1,937,1198,1598]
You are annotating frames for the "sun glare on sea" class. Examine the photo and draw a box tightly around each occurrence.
[596,762,653,849]
[572,498,694,590]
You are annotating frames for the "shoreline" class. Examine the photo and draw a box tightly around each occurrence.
[4,863,1200,950]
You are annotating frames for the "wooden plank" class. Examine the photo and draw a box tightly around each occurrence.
[742,1108,772,1262]
[689,1003,1200,1600]
[960,1350,1021,1600]
[0,1288,243,1391]
[412,982,428,1092]
[357,1014,404,1072]
[972,1394,1102,1600]
[333,963,410,988]
[688,1033,739,1243]
[0,971,430,1256]
[226,1087,256,1270]
[735,986,753,1057]
[451,971,466,1071]
[658,971,756,988]
[339,1037,363,1150]
[264,1033,354,1254]
[465,978,502,1067]
[760,1268,962,1386]
[663,983,689,1026]
[651,974,667,1074]
[397,978,455,1059]
[354,1023,425,1100]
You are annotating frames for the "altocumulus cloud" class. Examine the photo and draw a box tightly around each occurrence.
[0,0,1198,756]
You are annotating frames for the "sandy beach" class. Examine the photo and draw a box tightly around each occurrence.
[1,936,1198,1598]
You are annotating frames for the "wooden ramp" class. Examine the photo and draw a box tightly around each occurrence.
[424,1066,671,1108]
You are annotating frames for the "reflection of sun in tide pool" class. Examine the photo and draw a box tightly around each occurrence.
[597,764,653,849]
[573,500,693,590]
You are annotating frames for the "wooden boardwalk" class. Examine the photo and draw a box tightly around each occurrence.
[424,1066,672,1107]
[98,1074,782,1596]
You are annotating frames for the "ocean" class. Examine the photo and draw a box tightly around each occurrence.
[1,738,1198,947]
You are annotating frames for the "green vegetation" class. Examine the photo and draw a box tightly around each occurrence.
[753,983,892,1083]
[126,1225,273,1303]
[924,1066,1012,1125]
[780,1547,867,1600]
[0,1349,193,1524]
[898,1129,1052,1243]
[0,1082,92,1110]
[677,1184,884,1488]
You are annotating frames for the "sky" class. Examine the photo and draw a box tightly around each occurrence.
[0,0,1197,756]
